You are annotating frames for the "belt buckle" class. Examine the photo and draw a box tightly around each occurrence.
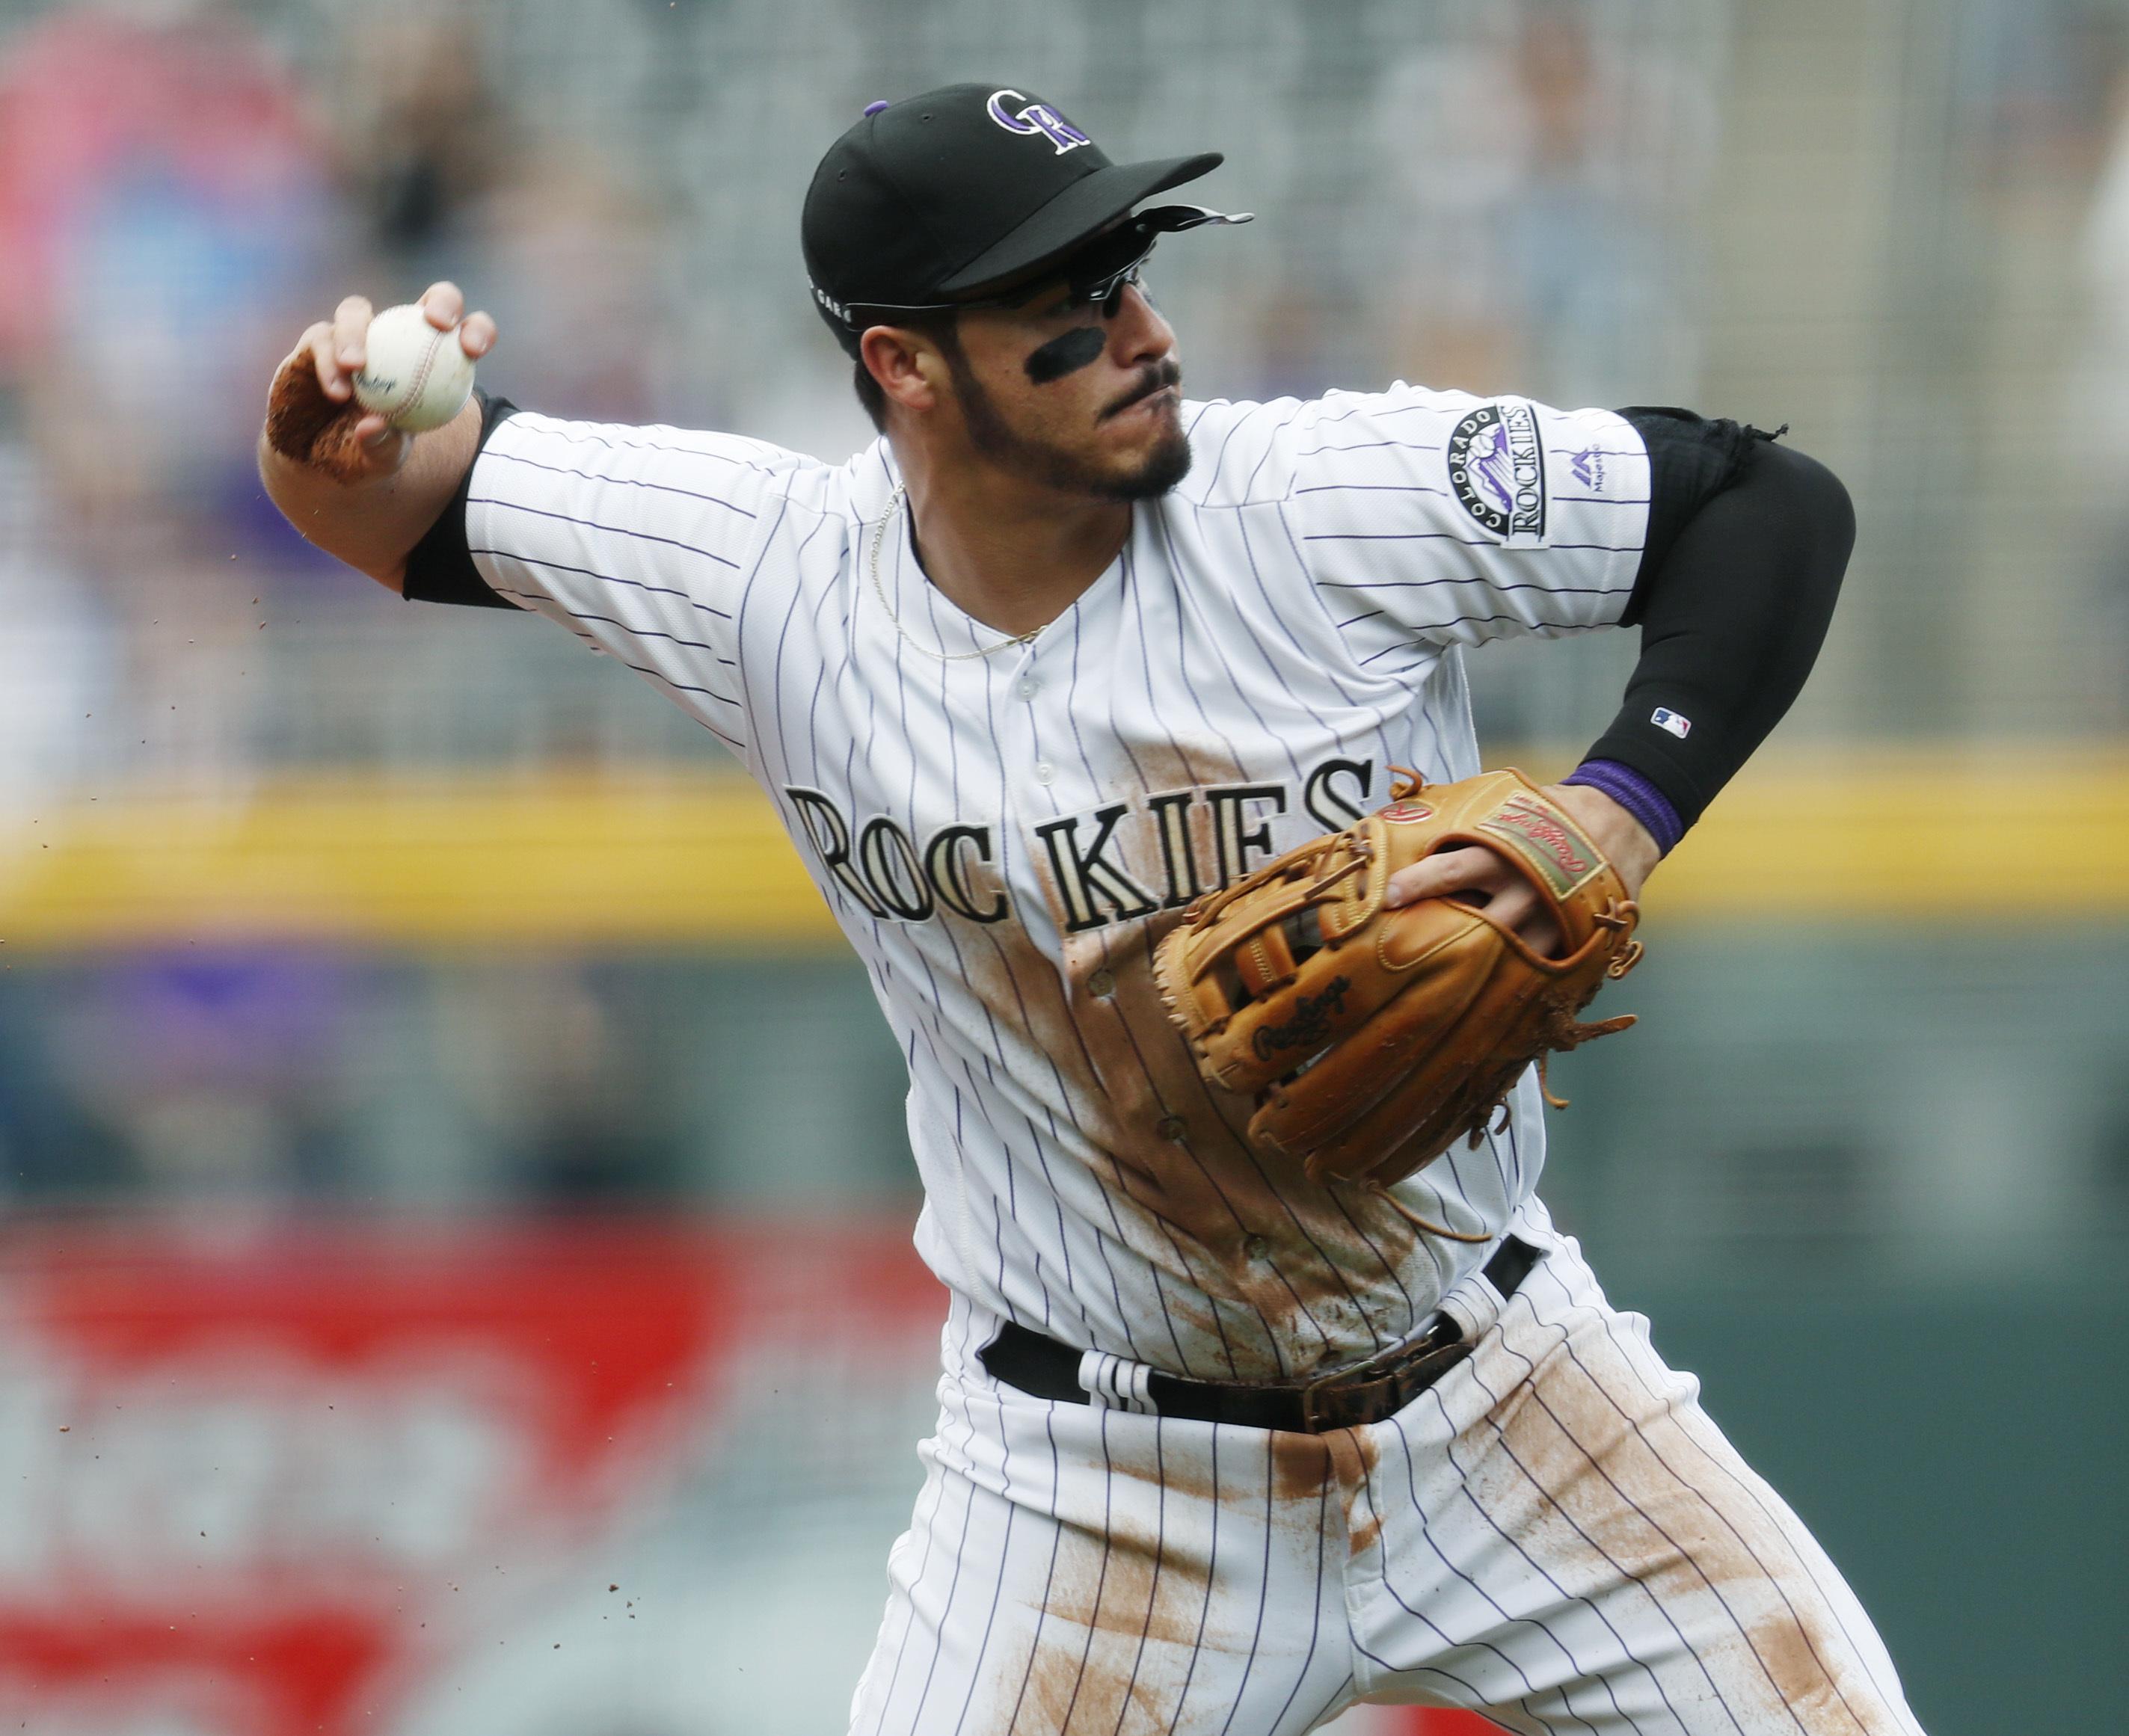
[1297,1317,1467,1434]
[1298,1371,1382,1434]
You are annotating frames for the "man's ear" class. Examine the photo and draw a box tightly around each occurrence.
[860,325,947,419]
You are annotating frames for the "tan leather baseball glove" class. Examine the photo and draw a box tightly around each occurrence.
[1153,769,1644,1216]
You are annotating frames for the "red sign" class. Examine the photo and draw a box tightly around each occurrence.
[0,1219,940,1736]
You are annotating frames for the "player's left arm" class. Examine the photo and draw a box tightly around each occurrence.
[1387,413,1856,941]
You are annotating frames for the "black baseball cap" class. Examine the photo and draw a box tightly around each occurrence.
[802,82,1244,353]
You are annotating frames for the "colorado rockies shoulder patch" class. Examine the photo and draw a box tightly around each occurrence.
[1447,401,1548,548]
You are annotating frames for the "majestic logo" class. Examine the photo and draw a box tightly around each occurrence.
[1567,446,1606,490]
[1650,707,1692,739]
[1447,401,1547,547]
[1251,977,1351,1063]
[986,89,1093,155]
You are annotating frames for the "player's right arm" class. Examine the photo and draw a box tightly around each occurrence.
[256,281,497,591]
[262,281,822,766]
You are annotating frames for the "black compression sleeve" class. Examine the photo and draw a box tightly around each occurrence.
[401,390,520,608]
[1579,413,1855,829]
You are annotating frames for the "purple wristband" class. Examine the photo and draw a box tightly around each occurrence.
[1561,759,1686,857]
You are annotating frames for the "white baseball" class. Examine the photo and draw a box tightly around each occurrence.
[352,304,476,434]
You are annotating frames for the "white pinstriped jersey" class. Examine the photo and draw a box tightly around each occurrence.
[464,385,1651,1385]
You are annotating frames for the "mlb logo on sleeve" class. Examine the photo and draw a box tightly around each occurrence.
[1651,707,1692,739]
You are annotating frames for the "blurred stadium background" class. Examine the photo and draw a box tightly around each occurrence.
[0,0,2122,1731]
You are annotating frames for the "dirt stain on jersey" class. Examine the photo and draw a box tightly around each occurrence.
[939,735,1440,1379]
[1001,1438,1223,1733]
[996,1420,1379,1735]
[1456,1317,1908,1735]
[1057,917,1430,1375]
[1268,1423,1377,1503]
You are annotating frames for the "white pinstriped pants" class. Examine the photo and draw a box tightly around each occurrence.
[848,1228,1928,1736]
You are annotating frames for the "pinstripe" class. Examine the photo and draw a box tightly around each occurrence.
[1213,1434,1280,1736]
[471,495,745,566]
[482,446,760,514]
[1294,437,1447,458]
[1040,1406,1121,1736]
[1311,1674,1361,1734]
[469,549,736,618]
[1305,393,1454,428]
[864,1441,959,1734]
[1262,1442,1341,1735]
[1105,1409,1174,1736]
[946,1385,1024,1736]
[722,483,811,764]
[1001,1400,1074,1736]
[1293,481,1453,496]
[1305,529,1520,545]
[1323,576,1624,595]
[496,416,797,472]
[485,590,738,674]
[1161,1417,1220,1735]
[897,1424,988,1735]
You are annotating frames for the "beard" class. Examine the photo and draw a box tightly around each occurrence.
[948,352,1193,502]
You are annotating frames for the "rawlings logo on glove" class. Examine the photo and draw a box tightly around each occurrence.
[1153,769,1644,1229]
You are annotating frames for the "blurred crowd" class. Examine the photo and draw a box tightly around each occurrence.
[0,0,2126,1222]
[0,0,693,813]
[0,0,2122,789]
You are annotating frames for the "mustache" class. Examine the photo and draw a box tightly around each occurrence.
[1101,359,1182,421]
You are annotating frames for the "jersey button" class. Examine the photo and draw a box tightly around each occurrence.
[1033,762,1056,785]
[1156,1115,1188,1142]
[1086,967,1116,998]
[1016,677,1039,701]
[1242,1234,1271,1261]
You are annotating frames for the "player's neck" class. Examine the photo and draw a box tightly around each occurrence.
[896,448,1131,638]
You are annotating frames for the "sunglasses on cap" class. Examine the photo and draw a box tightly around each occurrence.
[835,203,1252,326]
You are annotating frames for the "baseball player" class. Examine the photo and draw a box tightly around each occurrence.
[260,84,1924,1736]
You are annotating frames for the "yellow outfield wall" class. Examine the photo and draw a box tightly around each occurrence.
[0,746,2119,951]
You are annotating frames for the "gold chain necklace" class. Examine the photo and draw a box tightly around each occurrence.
[867,483,1045,662]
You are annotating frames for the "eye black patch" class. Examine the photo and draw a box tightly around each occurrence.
[1024,324,1107,385]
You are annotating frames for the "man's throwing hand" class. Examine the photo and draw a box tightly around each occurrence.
[263,282,497,484]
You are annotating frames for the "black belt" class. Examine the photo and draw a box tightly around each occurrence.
[980,1234,1540,1435]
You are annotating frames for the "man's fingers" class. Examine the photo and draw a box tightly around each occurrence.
[302,321,351,401]
[1385,846,1500,909]
[1384,845,1564,953]
[333,295,373,369]
[1484,883,1562,954]
[458,310,497,358]
[420,281,465,328]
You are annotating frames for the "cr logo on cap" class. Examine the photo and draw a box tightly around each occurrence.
[986,88,1093,156]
